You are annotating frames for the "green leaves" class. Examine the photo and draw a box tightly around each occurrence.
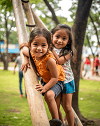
[0,0,13,12]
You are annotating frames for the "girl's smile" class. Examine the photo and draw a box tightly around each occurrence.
[30,35,48,60]
[52,29,69,49]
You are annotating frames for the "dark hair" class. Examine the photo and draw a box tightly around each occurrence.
[29,27,51,48]
[51,24,73,56]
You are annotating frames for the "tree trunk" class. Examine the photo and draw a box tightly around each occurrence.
[3,11,11,70]
[71,0,93,120]
[4,54,9,70]
[1,53,9,70]
[12,0,50,125]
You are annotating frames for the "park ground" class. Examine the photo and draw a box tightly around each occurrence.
[0,62,100,126]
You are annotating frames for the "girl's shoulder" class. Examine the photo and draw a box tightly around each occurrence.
[44,51,56,62]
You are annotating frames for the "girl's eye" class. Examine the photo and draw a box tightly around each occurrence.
[56,36,59,38]
[42,44,46,47]
[63,38,66,40]
[33,43,37,46]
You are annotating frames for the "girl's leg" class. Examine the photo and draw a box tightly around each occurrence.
[44,90,59,119]
[62,93,74,126]
[58,109,65,123]
[55,94,64,123]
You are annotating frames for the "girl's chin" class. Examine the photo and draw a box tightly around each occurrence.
[54,44,62,48]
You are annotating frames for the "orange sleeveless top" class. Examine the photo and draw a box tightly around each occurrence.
[30,51,65,83]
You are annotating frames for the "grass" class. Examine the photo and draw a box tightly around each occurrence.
[0,70,65,126]
[0,70,100,126]
[79,79,100,120]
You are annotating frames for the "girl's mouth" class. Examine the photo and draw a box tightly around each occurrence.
[36,51,42,53]
[56,44,62,46]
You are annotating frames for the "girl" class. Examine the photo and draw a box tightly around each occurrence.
[21,27,65,124]
[83,55,91,79]
[51,24,75,126]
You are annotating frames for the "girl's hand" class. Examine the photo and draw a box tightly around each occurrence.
[21,63,30,72]
[35,84,47,93]
[21,55,30,72]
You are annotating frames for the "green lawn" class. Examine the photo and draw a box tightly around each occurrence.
[79,79,100,119]
[0,70,100,126]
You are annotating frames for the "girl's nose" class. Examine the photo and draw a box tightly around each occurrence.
[37,46,42,50]
[57,38,62,43]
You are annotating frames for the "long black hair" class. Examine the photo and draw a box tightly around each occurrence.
[51,24,73,56]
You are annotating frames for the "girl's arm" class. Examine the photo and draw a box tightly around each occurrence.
[35,58,58,93]
[22,46,29,57]
[21,47,30,72]
[52,49,71,65]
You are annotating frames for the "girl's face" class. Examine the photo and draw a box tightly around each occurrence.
[30,35,48,60]
[52,29,69,49]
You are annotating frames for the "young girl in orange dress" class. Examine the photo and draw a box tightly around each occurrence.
[20,27,65,125]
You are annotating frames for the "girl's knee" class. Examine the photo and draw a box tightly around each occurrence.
[63,104,72,112]
[44,90,55,102]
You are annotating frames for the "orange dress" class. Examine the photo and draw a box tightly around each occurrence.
[30,51,65,83]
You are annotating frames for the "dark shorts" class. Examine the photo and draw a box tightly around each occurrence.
[95,66,98,72]
[42,81,64,98]
[62,79,75,94]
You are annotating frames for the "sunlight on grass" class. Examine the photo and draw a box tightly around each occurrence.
[0,70,100,126]
[79,79,100,120]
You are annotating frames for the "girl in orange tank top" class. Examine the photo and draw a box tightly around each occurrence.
[21,27,65,125]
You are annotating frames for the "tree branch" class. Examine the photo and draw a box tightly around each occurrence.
[89,13,100,45]
[86,34,94,55]
[43,0,59,25]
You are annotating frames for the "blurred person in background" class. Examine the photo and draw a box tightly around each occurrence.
[90,54,94,76]
[83,55,91,79]
[94,54,99,76]
[13,55,26,97]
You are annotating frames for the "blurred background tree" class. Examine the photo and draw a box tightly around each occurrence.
[0,0,16,69]
[69,0,100,55]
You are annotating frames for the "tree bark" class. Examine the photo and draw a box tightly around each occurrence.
[71,0,93,120]
[12,0,50,125]
[2,11,13,70]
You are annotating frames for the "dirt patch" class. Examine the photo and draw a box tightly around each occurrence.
[82,119,100,126]
[7,109,21,114]
[93,119,100,126]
